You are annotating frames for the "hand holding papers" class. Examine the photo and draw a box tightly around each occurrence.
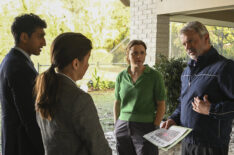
[143,125,192,151]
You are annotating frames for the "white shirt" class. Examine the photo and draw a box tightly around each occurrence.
[14,46,33,64]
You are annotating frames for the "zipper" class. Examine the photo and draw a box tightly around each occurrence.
[218,120,220,138]
[188,74,196,87]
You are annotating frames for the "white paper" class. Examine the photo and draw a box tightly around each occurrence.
[143,125,192,150]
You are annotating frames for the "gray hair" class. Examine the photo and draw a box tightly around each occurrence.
[180,21,210,44]
[180,21,209,37]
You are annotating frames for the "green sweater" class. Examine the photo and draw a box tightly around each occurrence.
[115,65,166,123]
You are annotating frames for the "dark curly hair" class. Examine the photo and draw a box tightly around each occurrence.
[11,13,47,44]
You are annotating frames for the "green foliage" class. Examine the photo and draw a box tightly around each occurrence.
[170,22,234,60]
[170,22,186,58]
[91,68,101,90]
[207,26,234,59]
[154,55,187,118]
[61,0,130,50]
[87,68,115,90]
[0,0,130,64]
[99,81,115,90]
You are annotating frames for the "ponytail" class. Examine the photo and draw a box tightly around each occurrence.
[34,65,58,120]
[34,32,92,120]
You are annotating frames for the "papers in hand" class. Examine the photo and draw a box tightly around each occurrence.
[143,125,192,151]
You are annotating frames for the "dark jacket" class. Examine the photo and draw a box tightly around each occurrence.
[36,73,112,155]
[170,46,234,147]
[0,48,44,155]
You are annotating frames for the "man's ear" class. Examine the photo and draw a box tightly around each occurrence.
[20,32,29,43]
[204,33,210,43]
[72,58,79,70]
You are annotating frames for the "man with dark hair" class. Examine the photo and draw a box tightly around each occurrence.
[162,21,234,155]
[0,13,46,155]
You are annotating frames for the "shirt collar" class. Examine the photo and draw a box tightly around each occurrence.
[144,65,151,73]
[57,72,77,86]
[126,64,151,74]
[14,46,32,62]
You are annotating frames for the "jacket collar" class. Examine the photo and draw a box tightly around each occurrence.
[57,72,77,86]
[11,48,38,74]
[188,46,218,68]
[14,46,31,62]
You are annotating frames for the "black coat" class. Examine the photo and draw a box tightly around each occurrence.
[0,48,44,155]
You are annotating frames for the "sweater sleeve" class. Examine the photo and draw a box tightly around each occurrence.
[72,93,112,155]
[209,60,234,120]
[169,103,181,125]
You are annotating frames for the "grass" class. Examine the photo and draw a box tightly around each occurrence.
[89,90,115,132]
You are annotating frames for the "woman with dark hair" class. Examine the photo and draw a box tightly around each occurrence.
[34,32,112,155]
[113,40,166,155]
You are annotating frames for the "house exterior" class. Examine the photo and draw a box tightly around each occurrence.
[118,1,234,153]
[121,0,234,65]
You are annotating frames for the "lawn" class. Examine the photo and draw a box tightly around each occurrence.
[89,90,115,132]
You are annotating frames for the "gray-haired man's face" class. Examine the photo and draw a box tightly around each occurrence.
[180,30,209,61]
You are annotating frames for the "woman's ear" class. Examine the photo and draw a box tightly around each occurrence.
[72,58,80,70]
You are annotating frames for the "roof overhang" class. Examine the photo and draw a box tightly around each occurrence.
[155,0,234,27]
[170,9,234,28]
[120,0,130,7]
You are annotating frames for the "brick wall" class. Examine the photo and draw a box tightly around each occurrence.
[130,0,169,66]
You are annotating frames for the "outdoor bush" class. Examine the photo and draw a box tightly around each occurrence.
[87,68,115,90]
[154,55,187,119]
[99,81,115,90]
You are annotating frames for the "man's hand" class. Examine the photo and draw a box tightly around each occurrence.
[192,95,211,115]
[161,119,176,129]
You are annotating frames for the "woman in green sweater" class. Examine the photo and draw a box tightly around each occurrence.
[114,40,166,155]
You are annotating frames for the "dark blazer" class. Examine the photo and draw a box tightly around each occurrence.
[0,48,44,155]
[36,73,112,155]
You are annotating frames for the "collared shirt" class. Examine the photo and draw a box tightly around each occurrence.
[115,65,166,123]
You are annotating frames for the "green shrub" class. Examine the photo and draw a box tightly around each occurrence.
[154,55,187,119]
[99,81,115,90]
[87,68,115,90]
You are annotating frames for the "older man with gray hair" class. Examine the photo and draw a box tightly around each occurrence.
[162,21,234,155]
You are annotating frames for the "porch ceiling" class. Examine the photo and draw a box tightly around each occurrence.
[120,0,130,6]
[121,0,234,27]
[171,9,234,28]
[189,10,234,23]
